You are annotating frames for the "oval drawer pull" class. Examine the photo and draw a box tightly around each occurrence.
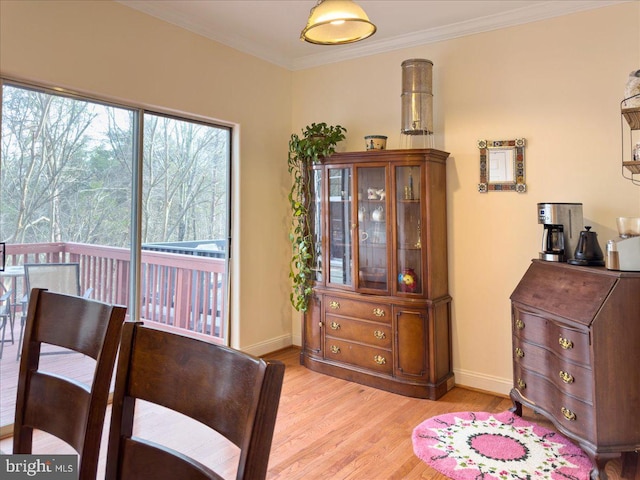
[330,345,340,354]
[372,308,385,317]
[517,378,526,389]
[559,337,574,350]
[373,330,386,340]
[515,347,524,358]
[329,301,340,310]
[330,321,341,330]
[515,319,525,330]
[559,370,574,384]
[561,407,576,421]
[373,355,386,365]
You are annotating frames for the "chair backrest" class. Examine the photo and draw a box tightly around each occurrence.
[24,263,82,296]
[13,288,127,480]
[106,322,285,480]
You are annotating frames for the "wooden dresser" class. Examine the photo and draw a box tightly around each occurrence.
[510,260,640,478]
[301,149,453,400]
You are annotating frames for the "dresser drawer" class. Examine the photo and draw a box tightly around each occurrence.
[324,338,393,374]
[324,295,391,323]
[513,366,595,441]
[513,309,590,366]
[325,315,392,348]
[513,338,593,403]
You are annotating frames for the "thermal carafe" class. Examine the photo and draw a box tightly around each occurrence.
[538,203,583,262]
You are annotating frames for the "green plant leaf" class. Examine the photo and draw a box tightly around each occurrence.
[287,122,346,311]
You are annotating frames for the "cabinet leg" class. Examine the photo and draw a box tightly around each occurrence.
[590,467,605,480]
[589,453,626,480]
[509,399,522,417]
[621,451,638,479]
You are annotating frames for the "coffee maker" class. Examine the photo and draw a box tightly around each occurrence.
[538,203,583,262]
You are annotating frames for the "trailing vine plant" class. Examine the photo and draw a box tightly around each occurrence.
[288,122,346,311]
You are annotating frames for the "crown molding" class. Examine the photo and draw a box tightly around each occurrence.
[290,0,627,70]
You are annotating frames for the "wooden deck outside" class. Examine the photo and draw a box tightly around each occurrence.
[1,241,228,430]
[1,347,636,479]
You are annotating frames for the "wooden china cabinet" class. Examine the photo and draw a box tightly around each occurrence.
[510,260,640,479]
[301,148,454,400]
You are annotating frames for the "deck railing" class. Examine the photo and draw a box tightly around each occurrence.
[2,242,226,342]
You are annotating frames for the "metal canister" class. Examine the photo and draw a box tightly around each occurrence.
[401,59,433,135]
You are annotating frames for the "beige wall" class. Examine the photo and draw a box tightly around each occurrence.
[292,2,640,393]
[0,0,294,353]
[2,1,639,394]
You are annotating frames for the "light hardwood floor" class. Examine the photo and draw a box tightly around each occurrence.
[1,347,636,479]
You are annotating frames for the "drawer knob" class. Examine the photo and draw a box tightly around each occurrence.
[330,321,341,330]
[372,308,385,317]
[373,355,386,365]
[559,337,574,350]
[515,319,525,330]
[329,301,340,310]
[561,407,576,421]
[330,345,340,354]
[515,347,525,358]
[373,330,386,340]
[559,370,574,384]
[517,378,526,389]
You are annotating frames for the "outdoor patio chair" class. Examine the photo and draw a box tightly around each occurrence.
[16,262,93,359]
[106,321,285,480]
[13,288,127,480]
[0,286,14,359]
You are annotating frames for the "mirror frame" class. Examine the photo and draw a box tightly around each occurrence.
[477,138,526,193]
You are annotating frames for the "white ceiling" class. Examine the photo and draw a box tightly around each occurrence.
[117,0,626,70]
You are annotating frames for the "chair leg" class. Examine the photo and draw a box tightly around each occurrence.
[0,317,6,360]
[16,314,25,361]
[8,307,15,343]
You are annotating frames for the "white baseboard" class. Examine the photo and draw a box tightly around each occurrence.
[242,333,293,357]
[453,367,513,397]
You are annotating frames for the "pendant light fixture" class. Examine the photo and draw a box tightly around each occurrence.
[301,0,376,45]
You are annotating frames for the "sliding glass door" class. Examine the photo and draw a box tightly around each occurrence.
[0,80,231,431]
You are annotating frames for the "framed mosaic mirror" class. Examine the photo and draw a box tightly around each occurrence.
[478,138,526,193]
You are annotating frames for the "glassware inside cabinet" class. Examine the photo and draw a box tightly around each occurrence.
[327,167,353,286]
[310,167,323,282]
[396,166,423,294]
[356,166,388,291]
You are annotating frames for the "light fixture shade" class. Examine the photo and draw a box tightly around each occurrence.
[301,0,376,45]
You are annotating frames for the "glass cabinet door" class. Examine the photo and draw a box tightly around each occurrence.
[310,167,323,282]
[356,166,388,291]
[327,167,352,286]
[395,165,423,294]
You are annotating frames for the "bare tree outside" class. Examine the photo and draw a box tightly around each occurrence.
[0,84,229,248]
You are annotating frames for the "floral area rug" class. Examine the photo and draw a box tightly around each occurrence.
[412,411,593,479]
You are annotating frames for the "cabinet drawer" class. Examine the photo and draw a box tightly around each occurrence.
[513,309,590,366]
[513,366,594,441]
[324,296,391,323]
[324,339,393,374]
[513,338,593,403]
[325,315,392,348]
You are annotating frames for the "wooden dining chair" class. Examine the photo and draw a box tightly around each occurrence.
[13,288,127,480]
[106,321,285,480]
